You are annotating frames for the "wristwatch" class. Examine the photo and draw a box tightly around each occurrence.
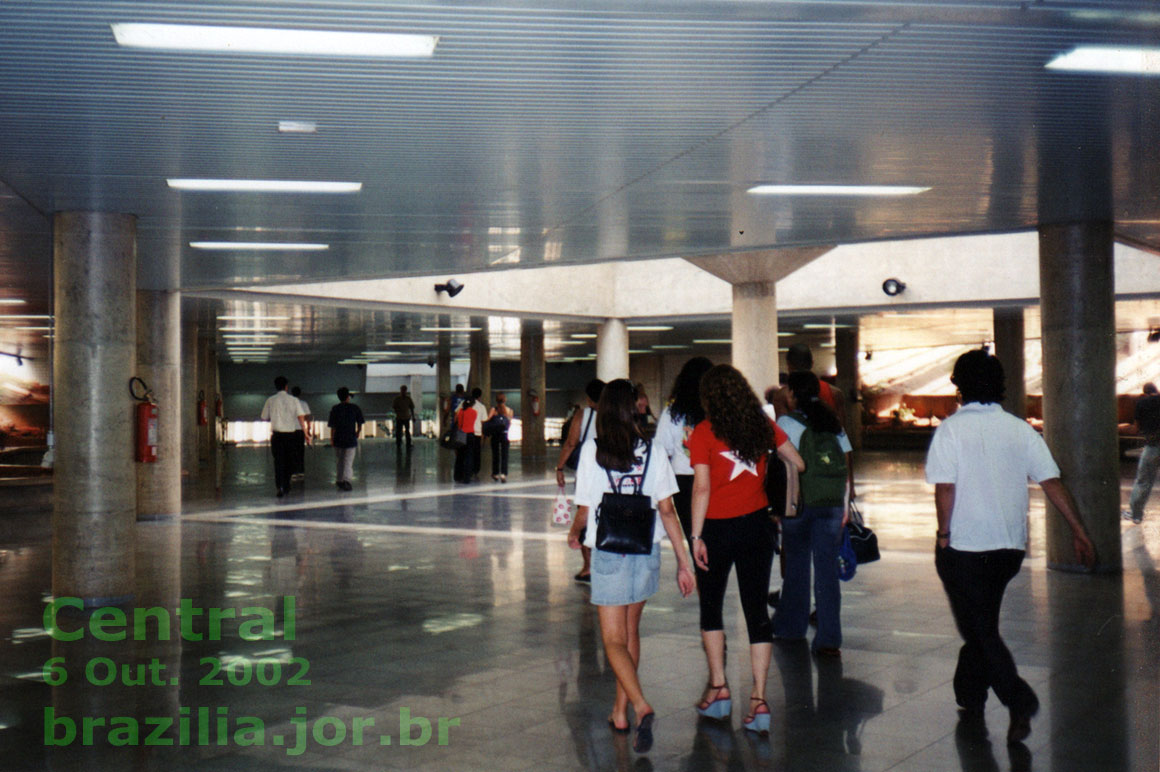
[936,531,950,539]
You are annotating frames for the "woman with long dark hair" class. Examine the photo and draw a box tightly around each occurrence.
[655,356,714,550]
[772,370,852,657]
[452,394,478,484]
[688,365,804,733]
[567,379,695,752]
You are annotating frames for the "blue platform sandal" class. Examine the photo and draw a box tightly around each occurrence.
[743,696,771,734]
[696,683,732,720]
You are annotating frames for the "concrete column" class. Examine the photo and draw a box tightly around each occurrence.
[52,211,137,604]
[409,374,424,437]
[1039,221,1119,572]
[468,315,491,401]
[196,335,211,465]
[436,316,451,436]
[732,281,779,396]
[993,307,1027,420]
[597,318,630,382]
[834,323,862,451]
[520,319,546,459]
[136,290,182,517]
[181,320,198,475]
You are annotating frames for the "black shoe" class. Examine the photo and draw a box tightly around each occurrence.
[1007,711,1032,745]
[768,590,780,608]
[342,481,353,491]
[276,488,285,498]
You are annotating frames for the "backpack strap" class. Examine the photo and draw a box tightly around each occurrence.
[579,409,594,444]
[604,439,651,495]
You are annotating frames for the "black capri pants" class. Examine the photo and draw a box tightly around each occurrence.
[696,507,776,644]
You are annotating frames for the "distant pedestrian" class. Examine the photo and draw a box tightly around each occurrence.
[328,387,364,491]
[1123,382,1160,524]
[393,385,415,448]
[260,376,310,497]
[453,393,480,483]
[926,349,1094,745]
[487,392,514,482]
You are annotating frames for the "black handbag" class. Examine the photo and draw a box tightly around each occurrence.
[847,501,880,564]
[765,450,800,520]
[564,410,594,470]
[482,413,510,437]
[594,442,656,555]
[439,422,466,450]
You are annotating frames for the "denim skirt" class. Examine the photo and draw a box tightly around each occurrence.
[590,542,661,606]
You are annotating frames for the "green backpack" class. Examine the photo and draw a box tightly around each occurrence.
[790,414,848,507]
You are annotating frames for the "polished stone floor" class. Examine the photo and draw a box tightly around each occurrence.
[1,440,1157,771]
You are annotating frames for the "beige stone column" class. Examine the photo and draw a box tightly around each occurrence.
[53,212,137,604]
[136,290,182,517]
[597,318,630,382]
[520,319,546,459]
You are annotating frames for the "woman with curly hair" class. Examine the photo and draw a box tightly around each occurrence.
[688,364,804,733]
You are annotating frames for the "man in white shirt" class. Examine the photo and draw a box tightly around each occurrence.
[261,376,311,497]
[290,386,312,481]
[925,349,1094,746]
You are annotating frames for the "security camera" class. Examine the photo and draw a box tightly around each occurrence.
[434,278,464,297]
[882,278,906,297]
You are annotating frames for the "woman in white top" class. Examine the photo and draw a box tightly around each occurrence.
[655,356,714,551]
[556,379,605,581]
[567,379,695,752]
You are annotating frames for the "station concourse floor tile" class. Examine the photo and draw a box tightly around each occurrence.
[0,441,1156,771]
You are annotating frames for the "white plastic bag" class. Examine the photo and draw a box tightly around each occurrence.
[552,485,573,526]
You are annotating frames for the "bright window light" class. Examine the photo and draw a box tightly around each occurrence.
[191,241,329,251]
[1046,46,1160,75]
[748,184,930,196]
[168,179,361,193]
[111,23,438,58]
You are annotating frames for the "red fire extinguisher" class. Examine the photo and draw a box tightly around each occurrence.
[130,377,159,463]
[215,394,223,418]
[197,389,208,426]
[529,389,541,418]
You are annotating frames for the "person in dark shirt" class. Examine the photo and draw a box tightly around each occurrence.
[328,387,365,492]
[1124,382,1160,523]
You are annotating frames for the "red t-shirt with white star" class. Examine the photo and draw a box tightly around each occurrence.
[688,419,790,519]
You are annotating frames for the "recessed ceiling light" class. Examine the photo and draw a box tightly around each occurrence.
[278,120,317,134]
[747,184,930,196]
[112,23,438,58]
[168,179,361,193]
[1046,46,1160,75]
[192,241,328,251]
[626,325,673,332]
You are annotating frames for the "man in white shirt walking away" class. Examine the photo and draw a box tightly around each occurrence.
[261,376,311,497]
[925,349,1095,746]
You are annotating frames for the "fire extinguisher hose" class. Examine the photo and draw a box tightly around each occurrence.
[129,376,155,404]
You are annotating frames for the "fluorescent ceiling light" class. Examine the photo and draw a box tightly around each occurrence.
[168,179,361,193]
[420,327,481,333]
[778,331,795,337]
[571,333,598,339]
[219,327,281,333]
[218,315,290,321]
[0,299,26,305]
[802,323,854,329]
[628,350,650,355]
[111,23,438,58]
[369,341,435,347]
[279,120,317,134]
[191,241,329,251]
[626,325,673,332]
[652,344,689,350]
[1046,46,1160,75]
[747,184,930,196]
[692,339,731,345]
[13,326,52,331]
[0,315,52,320]
[361,351,403,356]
